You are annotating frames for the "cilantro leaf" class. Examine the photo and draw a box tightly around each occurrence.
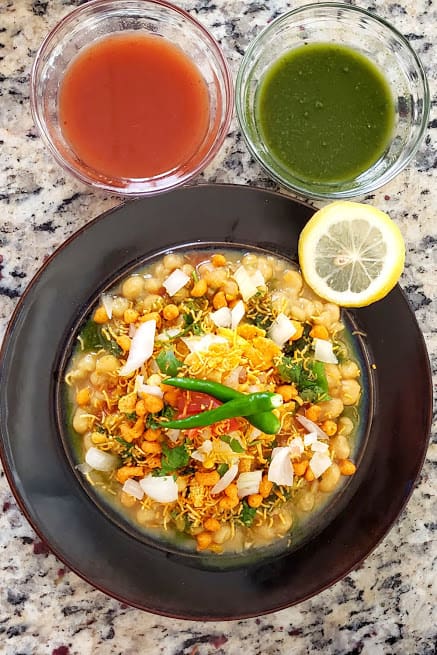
[220,435,245,453]
[79,319,122,356]
[156,348,183,376]
[217,463,229,477]
[158,441,190,476]
[240,500,257,526]
[146,404,176,429]
[125,411,137,421]
[276,357,330,403]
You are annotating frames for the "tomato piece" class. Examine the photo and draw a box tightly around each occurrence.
[175,390,222,418]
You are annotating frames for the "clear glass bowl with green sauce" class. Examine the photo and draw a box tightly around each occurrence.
[236,3,429,200]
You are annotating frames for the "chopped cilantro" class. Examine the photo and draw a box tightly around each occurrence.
[217,463,229,477]
[240,500,257,527]
[146,404,176,429]
[156,348,183,376]
[245,291,274,329]
[114,436,135,463]
[125,412,137,421]
[277,357,330,403]
[158,441,190,476]
[79,319,121,356]
[220,435,245,453]
[181,311,202,335]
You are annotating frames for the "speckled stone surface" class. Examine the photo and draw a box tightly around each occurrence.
[0,0,436,653]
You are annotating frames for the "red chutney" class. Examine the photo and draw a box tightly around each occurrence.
[59,32,210,179]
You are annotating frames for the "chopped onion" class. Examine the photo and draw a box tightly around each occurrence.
[210,306,232,328]
[303,431,318,446]
[295,414,329,440]
[191,439,213,461]
[309,452,332,478]
[101,293,113,319]
[268,312,296,347]
[314,338,338,364]
[268,446,294,486]
[167,429,181,444]
[75,462,92,475]
[85,447,118,472]
[311,440,329,453]
[163,268,190,296]
[211,463,239,495]
[122,478,144,500]
[231,300,245,330]
[119,320,156,376]
[129,323,136,338]
[181,334,227,353]
[135,377,163,398]
[237,470,263,498]
[140,474,178,503]
[289,437,305,458]
[222,365,243,390]
[234,266,265,301]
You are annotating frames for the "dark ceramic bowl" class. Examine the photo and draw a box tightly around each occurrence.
[0,185,432,619]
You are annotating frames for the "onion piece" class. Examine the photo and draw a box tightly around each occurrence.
[237,470,263,498]
[314,338,338,364]
[309,452,332,478]
[289,437,305,458]
[76,462,92,475]
[211,463,239,495]
[140,474,178,503]
[210,306,232,328]
[234,266,265,301]
[167,429,181,444]
[268,312,296,347]
[129,323,136,338]
[134,375,163,398]
[100,293,113,319]
[231,300,245,330]
[119,320,156,376]
[295,414,329,440]
[163,268,190,296]
[303,431,318,446]
[191,439,213,461]
[268,446,294,486]
[122,478,144,500]
[85,447,118,472]
[311,440,329,453]
[181,334,227,353]
[222,365,243,390]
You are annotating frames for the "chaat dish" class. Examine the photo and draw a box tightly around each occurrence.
[64,248,362,553]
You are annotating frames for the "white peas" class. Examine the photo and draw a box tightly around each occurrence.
[337,416,354,436]
[112,295,130,318]
[72,408,92,434]
[339,360,360,379]
[331,434,351,460]
[95,354,120,374]
[122,275,144,300]
[340,379,361,405]
[319,463,341,493]
[317,397,344,420]
[163,253,184,271]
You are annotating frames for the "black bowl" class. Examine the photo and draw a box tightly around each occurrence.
[0,184,432,619]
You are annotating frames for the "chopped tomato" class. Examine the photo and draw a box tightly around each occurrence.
[175,390,221,419]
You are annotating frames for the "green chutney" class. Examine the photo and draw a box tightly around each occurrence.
[256,43,395,183]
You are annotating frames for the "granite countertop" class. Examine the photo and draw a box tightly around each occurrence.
[0,0,436,653]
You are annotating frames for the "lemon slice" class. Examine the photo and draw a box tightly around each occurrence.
[298,201,405,307]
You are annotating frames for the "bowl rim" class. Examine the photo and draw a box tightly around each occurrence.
[235,1,430,200]
[29,0,234,196]
[0,184,433,619]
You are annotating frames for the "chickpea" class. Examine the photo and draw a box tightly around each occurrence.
[95,354,120,374]
[339,360,360,379]
[120,491,137,508]
[163,253,184,271]
[181,263,194,277]
[282,270,303,293]
[242,253,257,267]
[136,507,156,525]
[273,510,293,533]
[222,279,239,301]
[337,416,354,437]
[142,294,162,311]
[72,408,92,434]
[314,303,340,329]
[317,397,344,420]
[212,525,232,545]
[256,257,273,281]
[340,379,361,406]
[89,371,105,387]
[77,353,96,373]
[143,277,162,294]
[204,267,227,289]
[298,491,315,512]
[289,298,314,322]
[331,434,351,460]
[319,463,341,493]
[111,296,130,318]
[122,276,144,300]
[325,363,342,397]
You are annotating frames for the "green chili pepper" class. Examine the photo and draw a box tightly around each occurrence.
[164,377,281,434]
[159,392,282,430]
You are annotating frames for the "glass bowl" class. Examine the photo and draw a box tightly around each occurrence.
[236,2,430,200]
[30,0,233,196]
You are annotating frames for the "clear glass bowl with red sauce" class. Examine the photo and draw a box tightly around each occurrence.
[30,0,233,196]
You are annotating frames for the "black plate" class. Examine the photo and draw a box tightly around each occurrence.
[0,184,432,619]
